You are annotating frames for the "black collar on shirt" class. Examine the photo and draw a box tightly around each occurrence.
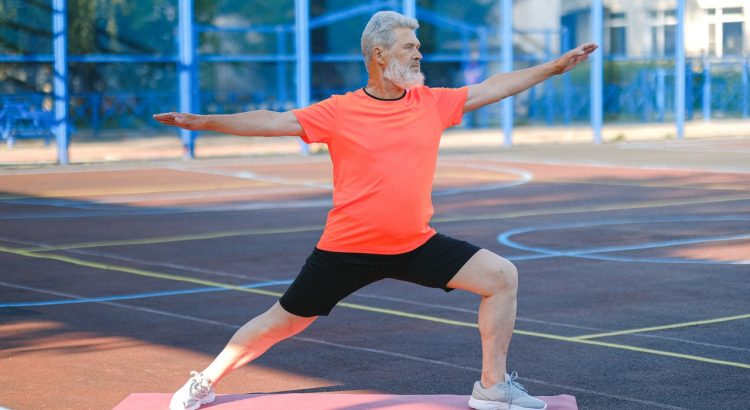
[362,87,407,101]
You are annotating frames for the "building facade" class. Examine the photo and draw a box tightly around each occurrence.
[539,0,749,58]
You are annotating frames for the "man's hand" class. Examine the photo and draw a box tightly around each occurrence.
[464,43,598,112]
[551,43,598,75]
[153,112,206,131]
[153,110,303,137]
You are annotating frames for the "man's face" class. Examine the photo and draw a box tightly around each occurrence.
[382,27,424,88]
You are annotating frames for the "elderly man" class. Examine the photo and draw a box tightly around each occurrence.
[156,10,596,410]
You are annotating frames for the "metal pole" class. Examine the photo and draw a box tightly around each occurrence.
[478,28,489,128]
[742,60,749,118]
[562,27,572,125]
[52,0,68,164]
[702,58,711,121]
[277,27,288,109]
[590,0,603,144]
[295,0,310,154]
[500,0,513,147]
[178,0,196,158]
[675,0,685,140]
[656,68,666,122]
[544,31,554,125]
[402,0,416,19]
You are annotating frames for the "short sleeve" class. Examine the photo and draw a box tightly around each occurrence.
[428,86,468,128]
[292,96,337,144]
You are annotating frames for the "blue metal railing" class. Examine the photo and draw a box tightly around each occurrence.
[3,58,748,136]
[3,0,750,163]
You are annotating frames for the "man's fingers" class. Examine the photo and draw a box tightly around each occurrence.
[572,43,598,57]
[153,112,191,127]
[581,43,598,54]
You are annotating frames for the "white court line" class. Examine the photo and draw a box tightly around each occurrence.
[0,236,282,282]
[0,280,686,409]
[467,156,750,174]
[4,234,746,355]
[168,165,334,190]
[0,198,333,220]
[1,161,531,214]
[170,161,534,197]
[351,292,750,354]
[1,185,330,206]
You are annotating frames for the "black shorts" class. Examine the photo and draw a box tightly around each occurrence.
[279,233,481,317]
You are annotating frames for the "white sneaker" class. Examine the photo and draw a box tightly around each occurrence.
[169,371,216,410]
[469,372,547,410]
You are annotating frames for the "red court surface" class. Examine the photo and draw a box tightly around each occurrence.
[115,393,577,410]
[1,139,749,409]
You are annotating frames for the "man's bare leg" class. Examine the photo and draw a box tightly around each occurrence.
[447,249,518,388]
[202,302,317,385]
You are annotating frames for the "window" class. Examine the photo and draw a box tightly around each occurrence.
[650,9,677,57]
[723,22,744,55]
[722,7,743,15]
[610,26,626,56]
[606,11,627,56]
[704,7,746,57]
[664,25,676,56]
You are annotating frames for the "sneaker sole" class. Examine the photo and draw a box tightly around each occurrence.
[468,397,547,410]
[178,392,216,410]
[199,392,216,407]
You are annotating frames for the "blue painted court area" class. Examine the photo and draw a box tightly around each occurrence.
[0,143,748,409]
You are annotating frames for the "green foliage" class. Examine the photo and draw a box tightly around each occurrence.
[67,0,179,55]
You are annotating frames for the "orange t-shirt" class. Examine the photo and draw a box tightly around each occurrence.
[293,86,468,254]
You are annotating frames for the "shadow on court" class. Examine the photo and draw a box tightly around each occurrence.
[1,150,748,410]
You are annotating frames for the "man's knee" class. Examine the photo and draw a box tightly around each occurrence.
[486,257,518,295]
[449,250,518,296]
[262,302,316,337]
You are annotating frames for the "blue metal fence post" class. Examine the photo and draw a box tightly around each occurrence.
[478,27,489,128]
[590,0,603,144]
[686,61,694,120]
[402,0,416,18]
[561,27,572,125]
[500,0,513,147]
[742,60,749,118]
[295,0,310,155]
[656,68,666,122]
[52,0,69,164]
[544,31,554,125]
[675,0,685,140]
[702,58,711,121]
[178,0,196,158]
[276,27,289,109]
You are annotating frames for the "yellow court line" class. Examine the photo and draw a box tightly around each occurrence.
[0,181,273,200]
[532,177,750,192]
[1,244,748,370]
[0,245,283,298]
[22,194,750,252]
[572,313,750,340]
[433,194,750,224]
[26,225,323,252]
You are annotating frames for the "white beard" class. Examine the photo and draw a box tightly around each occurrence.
[383,58,425,89]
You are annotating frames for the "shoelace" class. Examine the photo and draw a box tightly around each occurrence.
[505,371,528,403]
[188,371,212,396]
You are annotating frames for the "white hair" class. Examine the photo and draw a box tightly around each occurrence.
[361,11,419,67]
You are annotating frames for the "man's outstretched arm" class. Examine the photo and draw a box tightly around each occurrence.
[152,110,303,137]
[463,43,598,113]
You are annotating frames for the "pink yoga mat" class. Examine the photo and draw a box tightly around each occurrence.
[115,393,578,409]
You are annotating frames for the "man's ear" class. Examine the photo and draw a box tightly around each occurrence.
[373,47,385,65]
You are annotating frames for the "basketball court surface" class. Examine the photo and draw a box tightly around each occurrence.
[1,139,749,409]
